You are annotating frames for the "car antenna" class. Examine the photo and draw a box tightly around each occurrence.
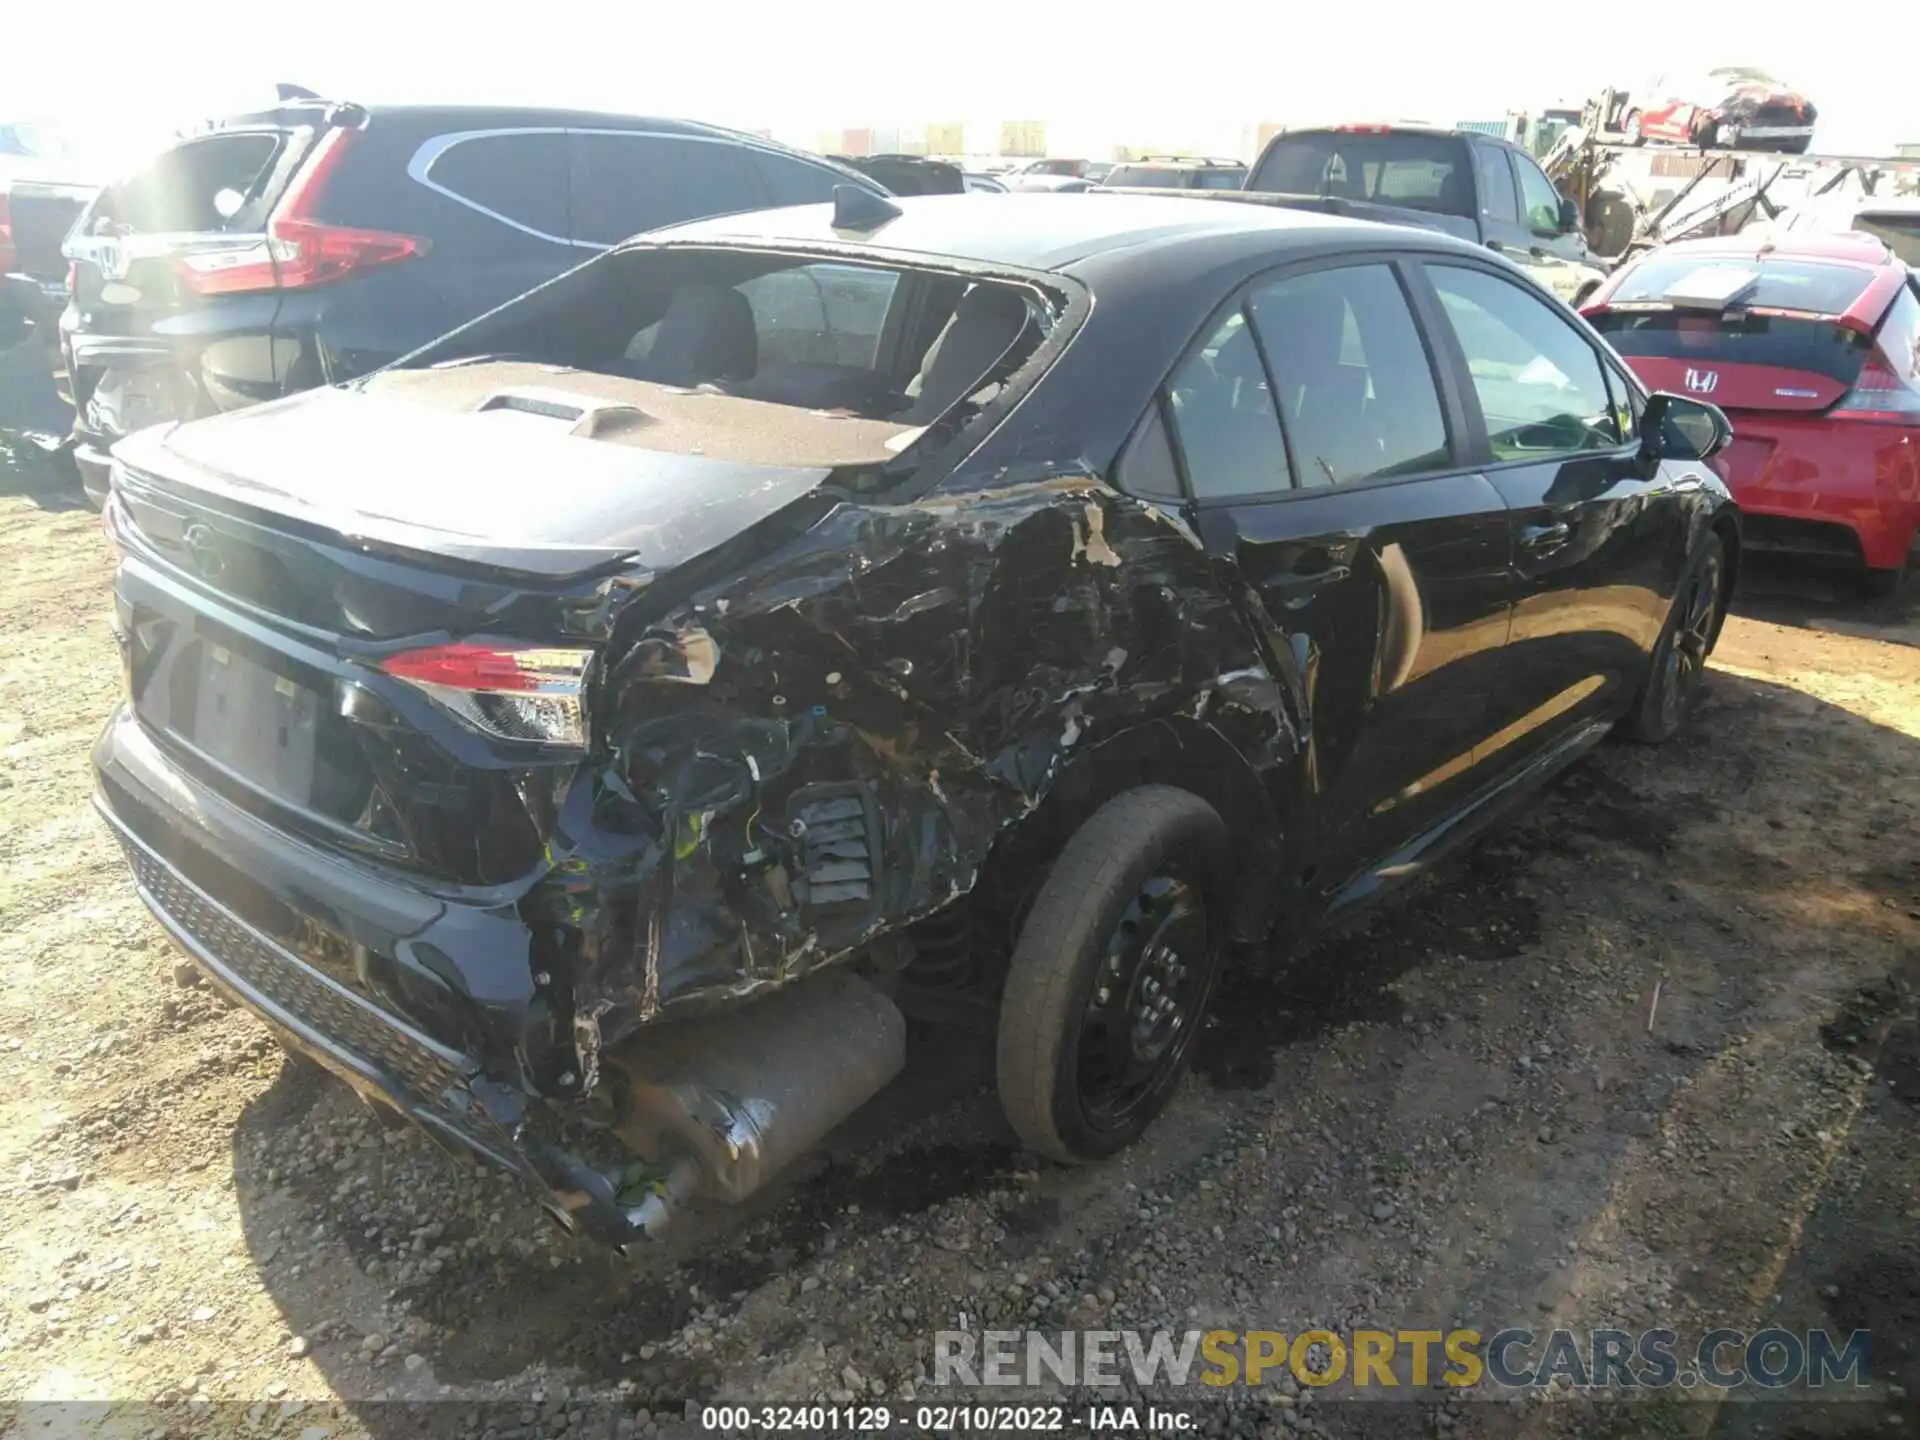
[832,185,904,232]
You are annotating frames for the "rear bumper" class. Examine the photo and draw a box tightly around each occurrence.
[75,442,111,508]
[1719,420,1920,571]
[1725,124,1814,142]
[92,705,665,1249]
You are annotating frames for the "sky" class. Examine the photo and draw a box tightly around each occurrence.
[10,0,1913,169]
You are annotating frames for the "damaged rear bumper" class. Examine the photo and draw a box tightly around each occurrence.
[94,703,907,1248]
[91,708,685,1248]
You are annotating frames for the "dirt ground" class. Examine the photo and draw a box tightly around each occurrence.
[2,450,1918,1440]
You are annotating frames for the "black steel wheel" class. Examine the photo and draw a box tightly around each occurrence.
[995,786,1228,1162]
[1623,533,1725,743]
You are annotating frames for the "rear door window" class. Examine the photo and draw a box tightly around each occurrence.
[1195,168,1248,190]
[1248,263,1450,486]
[423,131,571,243]
[1426,264,1625,458]
[751,151,852,207]
[1472,145,1520,224]
[569,133,766,245]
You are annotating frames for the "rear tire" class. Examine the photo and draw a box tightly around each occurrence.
[995,786,1229,1163]
[1622,533,1725,744]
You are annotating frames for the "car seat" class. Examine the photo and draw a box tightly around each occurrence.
[898,285,1031,424]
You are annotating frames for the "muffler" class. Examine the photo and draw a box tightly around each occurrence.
[603,970,905,1228]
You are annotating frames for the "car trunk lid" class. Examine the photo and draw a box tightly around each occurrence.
[114,363,917,590]
[109,362,921,885]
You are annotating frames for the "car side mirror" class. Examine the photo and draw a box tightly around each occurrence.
[1641,391,1733,461]
[1557,196,1579,234]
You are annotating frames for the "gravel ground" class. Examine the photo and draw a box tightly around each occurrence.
[2,454,1918,1440]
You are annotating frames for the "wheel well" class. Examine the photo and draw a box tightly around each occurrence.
[972,717,1286,952]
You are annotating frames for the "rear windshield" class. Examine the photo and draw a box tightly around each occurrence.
[1607,254,1877,316]
[1104,166,1184,187]
[1854,214,1920,268]
[1589,310,1872,384]
[388,247,1065,486]
[97,130,292,233]
[1249,132,1471,216]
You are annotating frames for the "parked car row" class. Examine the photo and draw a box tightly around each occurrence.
[59,99,886,503]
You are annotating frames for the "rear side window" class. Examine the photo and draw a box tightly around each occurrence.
[1250,132,1472,217]
[752,151,850,207]
[1165,311,1290,499]
[1249,264,1449,486]
[1427,264,1624,458]
[570,134,765,245]
[1472,146,1518,224]
[424,131,570,242]
[1114,405,1184,500]
[110,132,285,233]
[1195,168,1248,190]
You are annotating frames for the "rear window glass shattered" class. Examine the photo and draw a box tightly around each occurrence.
[383,246,1064,486]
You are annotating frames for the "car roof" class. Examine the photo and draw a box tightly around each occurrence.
[215,102,806,151]
[1657,231,1901,270]
[639,191,1446,274]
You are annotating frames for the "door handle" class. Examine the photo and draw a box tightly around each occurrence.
[1518,521,1571,552]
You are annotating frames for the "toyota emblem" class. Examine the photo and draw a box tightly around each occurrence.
[1684,368,1720,395]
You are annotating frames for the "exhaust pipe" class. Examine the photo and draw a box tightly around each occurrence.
[603,970,905,1232]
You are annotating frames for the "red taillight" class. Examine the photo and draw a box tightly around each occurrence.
[65,261,77,295]
[1832,356,1920,423]
[380,643,576,692]
[175,127,425,297]
[0,192,14,274]
[379,643,592,747]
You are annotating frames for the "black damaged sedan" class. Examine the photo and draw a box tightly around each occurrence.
[93,191,1739,1247]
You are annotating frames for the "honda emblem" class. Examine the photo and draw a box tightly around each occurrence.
[1684,368,1720,395]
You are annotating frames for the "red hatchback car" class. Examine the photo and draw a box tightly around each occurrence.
[1584,233,1920,594]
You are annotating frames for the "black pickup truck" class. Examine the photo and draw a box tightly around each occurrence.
[1242,125,1608,308]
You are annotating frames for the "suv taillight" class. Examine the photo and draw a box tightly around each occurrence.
[175,128,427,297]
[379,643,592,748]
[1832,355,1920,423]
[0,193,14,275]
